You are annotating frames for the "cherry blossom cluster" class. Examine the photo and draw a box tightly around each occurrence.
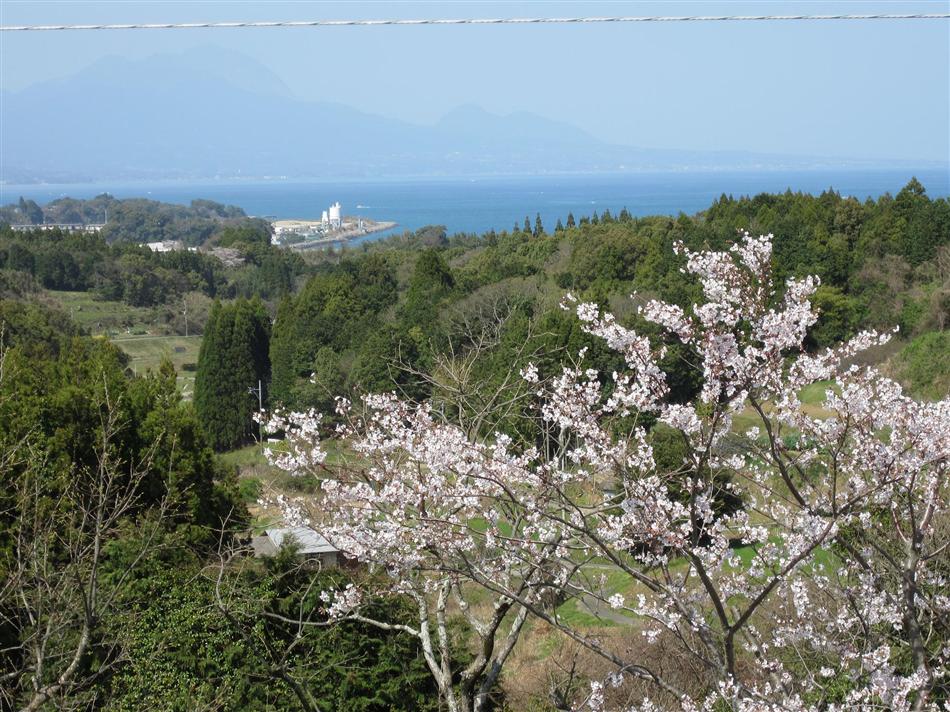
[267,232,948,711]
[551,232,949,710]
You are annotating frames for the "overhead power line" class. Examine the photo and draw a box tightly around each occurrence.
[1,13,949,32]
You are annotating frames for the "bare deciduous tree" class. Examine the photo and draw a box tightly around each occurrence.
[0,377,167,712]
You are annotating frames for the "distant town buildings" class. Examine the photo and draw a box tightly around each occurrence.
[144,240,197,253]
[273,222,319,239]
[10,223,104,234]
[145,240,180,252]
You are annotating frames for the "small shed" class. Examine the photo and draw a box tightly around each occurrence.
[252,526,341,568]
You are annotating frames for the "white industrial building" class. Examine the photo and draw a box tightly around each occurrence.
[323,201,342,229]
[270,201,345,243]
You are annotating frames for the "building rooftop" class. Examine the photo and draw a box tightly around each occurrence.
[262,526,338,555]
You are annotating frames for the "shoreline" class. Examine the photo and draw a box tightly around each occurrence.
[287,220,397,250]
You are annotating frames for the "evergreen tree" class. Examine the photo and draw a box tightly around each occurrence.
[894,177,943,265]
[247,297,272,396]
[555,218,564,232]
[534,213,544,237]
[566,212,576,229]
[399,250,454,331]
[195,299,271,451]
[523,216,531,234]
[220,303,249,441]
[302,347,344,413]
[268,296,297,407]
[195,302,225,446]
[591,211,600,225]
[349,329,396,394]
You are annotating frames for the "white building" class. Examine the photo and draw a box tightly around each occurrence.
[144,240,183,252]
[328,202,342,228]
[13,223,104,234]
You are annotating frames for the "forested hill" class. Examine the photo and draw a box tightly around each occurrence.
[262,177,950,431]
[2,178,947,401]
[0,194,248,245]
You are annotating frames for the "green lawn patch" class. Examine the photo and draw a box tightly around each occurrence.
[219,443,271,470]
[555,597,617,628]
[47,290,171,336]
[110,334,203,399]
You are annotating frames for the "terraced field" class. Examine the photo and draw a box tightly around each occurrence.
[47,290,173,336]
[110,334,202,399]
[44,292,200,397]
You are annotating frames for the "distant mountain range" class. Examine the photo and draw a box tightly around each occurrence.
[2,46,945,184]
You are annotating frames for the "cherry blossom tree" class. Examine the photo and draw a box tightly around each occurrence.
[266,233,949,711]
[262,396,570,712]
[538,234,949,710]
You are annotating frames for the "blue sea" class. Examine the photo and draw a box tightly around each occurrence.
[4,169,948,243]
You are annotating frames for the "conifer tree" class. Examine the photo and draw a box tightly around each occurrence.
[533,213,543,237]
[399,250,454,331]
[195,299,271,451]
[523,216,531,234]
[268,296,297,407]
[566,212,575,229]
[555,218,564,232]
[246,297,272,394]
[194,301,225,447]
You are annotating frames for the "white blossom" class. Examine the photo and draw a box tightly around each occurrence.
[267,233,949,711]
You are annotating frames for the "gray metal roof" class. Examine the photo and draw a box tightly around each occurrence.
[265,526,338,555]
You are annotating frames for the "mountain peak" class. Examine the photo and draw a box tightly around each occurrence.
[32,45,294,100]
[436,104,600,147]
[4,47,922,182]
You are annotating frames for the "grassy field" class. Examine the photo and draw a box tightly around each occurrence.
[110,334,202,398]
[218,443,272,470]
[46,290,175,336]
[46,292,202,394]
[732,380,837,434]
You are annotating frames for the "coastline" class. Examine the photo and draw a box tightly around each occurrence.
[287,220,397,250]
[5,169,946,240]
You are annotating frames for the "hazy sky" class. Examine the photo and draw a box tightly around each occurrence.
[2,1,948,162]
